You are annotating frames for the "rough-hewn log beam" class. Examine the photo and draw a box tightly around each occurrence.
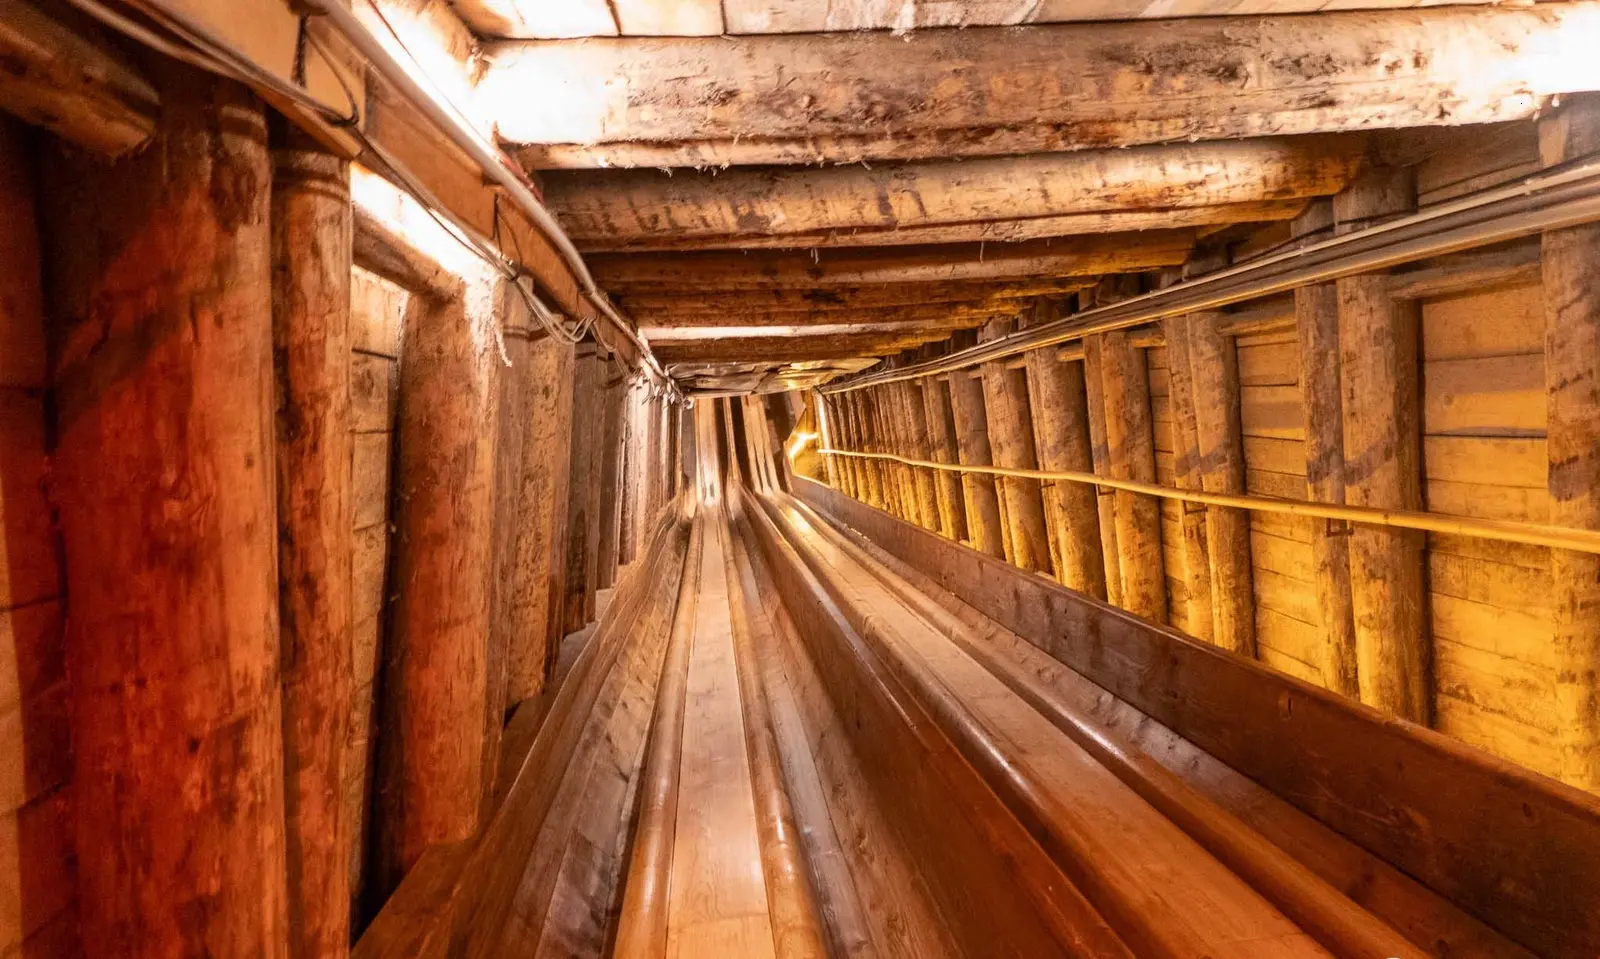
[379,284,500,893]
[590,232,1193,289]
[947,369,1007,559]
[544,138,1356,250]
[979,321,1054,574]
[270,134,354,959]
[1082,337,1125,606]
[0,0,159,157]
[1095,331,1168,623]
[652,333,949,363]
[1186,313,1257,657]
[43,68,289,954]
[1335,168,1429,723]
[1293,202,1361,698]
[1161,314,1216,644]
[618,279,1094,314]
[489,5,1600,168]
[638,302,1016,330]
[1541,95,1600,791]
[577,200,1310,251]
[563,347,603,632]
[922,375,970,542]
[1023,304,1107,599]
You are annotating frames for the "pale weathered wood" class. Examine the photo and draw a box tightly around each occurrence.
[947,369,1006,559]
[1540,95,1600,792]
[1293,201,1361,698]
[42,67,289,955]
[0,0,159,157]
[619,279,1091,315]
[844,392,885,510]
[490,6,1600,167]
[1097,331,1168,623]
[979,321,1053,574]
[1023,316,1107,599]
[506,336,576,706]
[921,376,969,543]
[896,381,943,533]
[597,374,628,589]
[271,135,354,959]
[563,348,603,633]
[1187,313,1258,658]
[1335,168,1429,723]
[1161,315,1217,643]
[378,284,501,892]
[590,232,1193,290]
[1081,338,1125,606]
[544,138,1358,248]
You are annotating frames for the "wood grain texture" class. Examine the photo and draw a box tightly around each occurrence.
[42,67,288,957]
[271,139,354,959]
[946,368,1006,559]
[377,285,500,893]
[978,322,1052,575]
[489,6,1600,167]
[1097,332,1168,623]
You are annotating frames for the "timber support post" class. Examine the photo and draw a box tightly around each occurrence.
[1294,201,1361,697]
[378,276,500,893]
[43,65,291,954]
[1162,314,1217,643]
[271,128,354,958]
[947,369,1007,559]
[1095,330,1168,623]
[922,374,970,542]
[979,319,1053,574]
[1026,302,1108,599]
[1334,167,1430,723]
[1186,313,1257,657]
[1082,335,1126,607]
[1542,94,1600,791]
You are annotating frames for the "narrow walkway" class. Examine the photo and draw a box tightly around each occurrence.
[665,517,777,957]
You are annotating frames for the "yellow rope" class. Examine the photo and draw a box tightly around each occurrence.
[819,447,1600,555]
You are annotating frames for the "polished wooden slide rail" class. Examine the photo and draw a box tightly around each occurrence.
[354,462,1600,958]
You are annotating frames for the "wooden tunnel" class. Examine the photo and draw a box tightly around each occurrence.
[1,0,1599,956]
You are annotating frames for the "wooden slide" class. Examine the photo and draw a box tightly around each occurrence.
[354,461,1600,958]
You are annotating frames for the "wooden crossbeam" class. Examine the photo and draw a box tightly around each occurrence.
[542,138,1358,250]
[590,232,1193,290]
[486,5,1600,168]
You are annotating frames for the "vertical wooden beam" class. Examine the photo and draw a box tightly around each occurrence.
[816,391,848,495]
[946,371,1007,559]
[880,384,917,519]
[979,321,1053,574]
[506,336,575,705]
[582,363,607,621]
[1096,330,1168,623]
[866,388,907,518]
[1186,313,1257,657]
[1161,316,1216,643]
[1541,95,1600,791]
[1081,338,1125,607]
[483,289,538,814]
[1022,303,1106,597]
[270,130,353,959]
[1293,201,1360,697]
[379,281,500,892]
[844,391,883,509]
[44,67,290,954]
[597,373,627,590]
[564,346,602,632]
[921,375,970,542]
[1335,168,1429,723]
[894,380,941,530]
[618,381,641,563]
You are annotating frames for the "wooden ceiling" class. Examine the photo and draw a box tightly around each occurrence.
[438,0,1596,388]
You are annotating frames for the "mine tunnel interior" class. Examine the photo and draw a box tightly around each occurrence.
[1,0,1600,956]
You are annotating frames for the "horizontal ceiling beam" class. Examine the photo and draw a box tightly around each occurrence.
[617,279,1094,313]
[639,302,1019,327]
[457,0,1516,39]
[653,332,942,363]
[543,138,1359,249]
[590,231,1193,289]
[486,4,1600,168]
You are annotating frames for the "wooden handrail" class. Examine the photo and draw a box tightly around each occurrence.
[818,448,1600,554]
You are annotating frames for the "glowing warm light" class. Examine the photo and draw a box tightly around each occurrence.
[787,431,819,461]
[356,0,495,137]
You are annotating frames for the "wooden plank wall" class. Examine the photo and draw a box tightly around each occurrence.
[347,267,407,923]
[824,121,1586,790]
[0,116,75,959]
